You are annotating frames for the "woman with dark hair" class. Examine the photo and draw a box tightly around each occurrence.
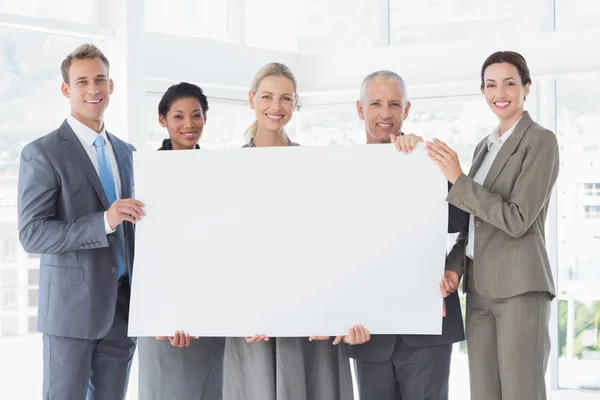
[138,82,226,400]
[426,51,559,400]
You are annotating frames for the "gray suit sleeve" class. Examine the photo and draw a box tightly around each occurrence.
[18,143,108,254]
[446,131,559,238]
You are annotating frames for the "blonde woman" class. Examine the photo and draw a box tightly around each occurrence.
[223,62,369,400]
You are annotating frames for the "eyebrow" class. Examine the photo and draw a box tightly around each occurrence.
[260,91,293,96]
[172,109,202,113]
[485,77,517,82]
[369,99,402,102]
[75,74,107,81]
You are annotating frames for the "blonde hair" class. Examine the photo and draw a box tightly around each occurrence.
[61,44,110,84]
[246,62,298,139]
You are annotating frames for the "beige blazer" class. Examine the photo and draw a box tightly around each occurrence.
[445,111,559,299]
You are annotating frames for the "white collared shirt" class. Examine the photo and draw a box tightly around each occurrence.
[66,114,121,234]
[466,116,523,259]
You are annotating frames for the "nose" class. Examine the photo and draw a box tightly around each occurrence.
[495,85,506,98]
[381,104,392,118]
[184,115,195,128]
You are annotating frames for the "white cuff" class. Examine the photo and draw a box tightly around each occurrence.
[104,212,116,234]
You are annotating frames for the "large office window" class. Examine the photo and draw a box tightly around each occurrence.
[555,0,600,31]
[145,0,228,40]
[389,0,540,46]
[556,75,600,391]
[297,0,381,53]
[0,0,95,24]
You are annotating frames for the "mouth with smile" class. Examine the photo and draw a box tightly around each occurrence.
[376,122,394,128]
[266,113,284,122]
[85,99,103,106]
[494,100,511,109]
[180,131,198,140]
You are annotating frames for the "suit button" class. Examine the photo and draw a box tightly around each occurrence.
[459,202,465,207]
[85,244,91,249]
[80,245,85,249]
[475,221,483,228]
[111,267,118,273]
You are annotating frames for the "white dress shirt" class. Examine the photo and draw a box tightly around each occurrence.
[66,114,121,234]
[466,116,523,259]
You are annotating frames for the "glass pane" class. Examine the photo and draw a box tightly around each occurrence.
[145,97,256,150]
[556,74,600,391]
[389,0,540,46]
[296,104,364,146]
[145,0,228,40]
[555,0,600,31]
[297,0,381,53]
[244,0,298,51]
[0,0,95,24]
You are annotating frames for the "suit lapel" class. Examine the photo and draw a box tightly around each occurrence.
[468,143,487,178]
[59,121,110,209]
[482,112,533,190]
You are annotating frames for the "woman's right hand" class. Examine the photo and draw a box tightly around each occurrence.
[245,334,270,343]
[156,330,197,348]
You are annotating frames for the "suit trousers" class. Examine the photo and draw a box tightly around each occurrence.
[42,276,136,400]
[353,335,452,400]
[466,259,551,400]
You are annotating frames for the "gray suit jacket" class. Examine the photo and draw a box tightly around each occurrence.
[349,191,467,362]
[445,111,559,299]
[18,120,136,339]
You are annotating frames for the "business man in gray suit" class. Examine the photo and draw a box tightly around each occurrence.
[18,44,145,400]
[349,70,466,400]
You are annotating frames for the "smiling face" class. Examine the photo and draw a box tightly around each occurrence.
[249,75,297,134]
[357,79,411,144]
[482,62,530,125]
[159,97,206,150]
[61,57,113,132]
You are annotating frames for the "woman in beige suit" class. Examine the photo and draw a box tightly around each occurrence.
[426,51,559,400]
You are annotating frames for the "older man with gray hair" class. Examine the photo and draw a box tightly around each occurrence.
[348,70,467,400]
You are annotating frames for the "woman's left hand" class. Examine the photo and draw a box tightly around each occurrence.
[425,139,463,184]
[333,325,371,345]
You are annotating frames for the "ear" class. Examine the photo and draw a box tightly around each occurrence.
[403,100,411,121]
[158,114,167,128]
[109,78,114,95]
[61,82,70,99]
[523,82,531,99]
[356,100,365,120]
[248,89,255,110]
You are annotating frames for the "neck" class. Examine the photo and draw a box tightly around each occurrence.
[253,128,289,147]
[498,110,525,135]
[71,111,104,133]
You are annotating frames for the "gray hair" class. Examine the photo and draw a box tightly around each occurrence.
[360,70,408,104]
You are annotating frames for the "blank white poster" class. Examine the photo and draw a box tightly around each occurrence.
[128,144,448,337]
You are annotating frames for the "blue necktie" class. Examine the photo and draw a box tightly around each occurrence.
[93,135,124,278]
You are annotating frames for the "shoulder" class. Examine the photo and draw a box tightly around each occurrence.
[107,132,137,152]
[22,127,63,159]
[523,121,558,150]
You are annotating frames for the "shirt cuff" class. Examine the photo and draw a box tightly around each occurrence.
[104,212,116,234]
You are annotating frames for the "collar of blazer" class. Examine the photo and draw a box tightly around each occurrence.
[467,111,533,191]
[58,119,127,210]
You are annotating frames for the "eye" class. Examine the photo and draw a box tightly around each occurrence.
[391,102,401,107]
[262,95,272,100]
[173,115,183,119]
[486,84,495,88]
[283,96,292,101]
[193,114,202,119]
[371,102,380,107]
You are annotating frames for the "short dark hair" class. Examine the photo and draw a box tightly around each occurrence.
[158,82,209,117]
[61,44,110,84]
[480,51,532,91]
